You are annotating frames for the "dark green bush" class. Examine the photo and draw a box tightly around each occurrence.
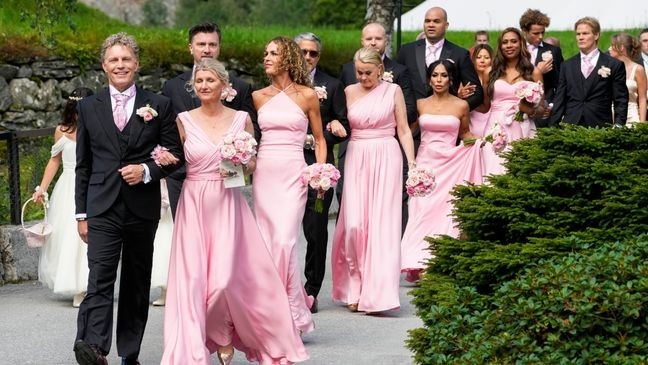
[408,124,648,364]
[408,236,648,364]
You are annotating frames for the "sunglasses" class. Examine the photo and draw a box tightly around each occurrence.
[301,49,320,58]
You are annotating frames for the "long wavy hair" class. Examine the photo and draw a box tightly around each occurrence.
[487,27,535,98]
[268,36,311,87]
[61,87,94,133]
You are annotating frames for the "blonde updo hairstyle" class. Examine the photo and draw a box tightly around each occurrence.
[353,47,384,76]
[186,58,230,95]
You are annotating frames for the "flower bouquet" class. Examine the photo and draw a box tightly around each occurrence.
[219,130,257,188]
[406,166,436,197]
[484,123,508,154]
[513,81,544,121]
[300,163,341,213]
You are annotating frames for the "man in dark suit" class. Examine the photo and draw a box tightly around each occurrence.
[73,33,183,365]
[337,22,416,233]
[396,6,483,109]
[519,9,564,127]
[549,17,628,128]
[295,32,350,313]
[161,22,256,218]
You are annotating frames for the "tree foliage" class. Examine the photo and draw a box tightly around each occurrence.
[408,124,648,364]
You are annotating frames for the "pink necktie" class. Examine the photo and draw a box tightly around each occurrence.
[112,93,129,131]
[527,44,536,62]
[426,44,438,67]
[581,55,594,78]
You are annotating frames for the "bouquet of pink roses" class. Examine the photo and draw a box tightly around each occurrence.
[300,163,341,213]
[219,130,257,166]
[406,166,436,197]
[484,123,508,153]
[218,131,257,187]
[513,81,544,121]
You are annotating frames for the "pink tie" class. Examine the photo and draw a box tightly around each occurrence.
[581,55,594,78]
[426,44,438,67]
[112,93,129,131]
[527,44,536,62]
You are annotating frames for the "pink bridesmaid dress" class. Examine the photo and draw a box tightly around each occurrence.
[482,80,537,176]
[469,109,490,137]
[161,111,308,365]
[400,115,483,273]
[253,90,315,333]
[331,81,402,313]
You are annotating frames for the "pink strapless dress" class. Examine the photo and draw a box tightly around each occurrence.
[400,115,483,271]
[253,91,315,333]
[161,111,308,365]
[331,82,402,312]
[482,79,537,176]
[469,109,490,137]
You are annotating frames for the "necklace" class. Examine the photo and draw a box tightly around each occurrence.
[270,82,294,93]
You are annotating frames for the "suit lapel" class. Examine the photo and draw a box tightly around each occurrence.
[179,71,200,109]
[126,87,148,152]
[94,89,120,153]
[415,41,427,85]
[583,51,604,94]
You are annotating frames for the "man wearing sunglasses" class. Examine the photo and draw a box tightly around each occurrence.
[295,32,350,313]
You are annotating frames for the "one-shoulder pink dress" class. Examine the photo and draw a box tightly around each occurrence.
[400,114,483,272]
[162,111,308,365]
[331,81,402,312]
[253,91,315,333]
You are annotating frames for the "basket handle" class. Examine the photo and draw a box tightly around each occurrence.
[21,198,49,230]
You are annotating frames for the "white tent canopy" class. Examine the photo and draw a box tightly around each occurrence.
[397,0,648,31]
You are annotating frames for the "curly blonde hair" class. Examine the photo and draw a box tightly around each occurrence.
[268,36,311,86]
[100,32,139,62]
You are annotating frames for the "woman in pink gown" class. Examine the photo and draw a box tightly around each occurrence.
[400,60,484,282]
[161,59,308,365]
[252,37,326,333]
[483,27,544,176]
[331,47,416,313]
[469,44,494,137]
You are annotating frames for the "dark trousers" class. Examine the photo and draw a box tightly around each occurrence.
[166,168,185,219]
[75,197,158,360]
[336,139,410,235]
[302,186,334,298]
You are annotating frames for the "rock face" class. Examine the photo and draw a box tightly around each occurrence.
[79,0,180,26]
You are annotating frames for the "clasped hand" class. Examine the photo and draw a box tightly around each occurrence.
[328,120,347,138]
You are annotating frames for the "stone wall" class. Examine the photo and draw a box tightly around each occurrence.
[0,58,189,131]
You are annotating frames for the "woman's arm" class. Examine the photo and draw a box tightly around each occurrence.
[394,86,415,165]
[306,89,327,164]
[636,65,647,122]
[243,115,257,174]
[459,102,479,141]
[32,127,64,203]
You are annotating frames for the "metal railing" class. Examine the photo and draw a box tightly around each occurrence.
[0,127,55,224]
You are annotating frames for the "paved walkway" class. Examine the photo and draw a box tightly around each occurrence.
[0,220,421,364]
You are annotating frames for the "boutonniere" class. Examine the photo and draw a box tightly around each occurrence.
[597,66,611,78]
[220,83,237,102]
[136,104,158,122]
[314,85,327,101]
[541,51,553,62]
[382,71,394,83]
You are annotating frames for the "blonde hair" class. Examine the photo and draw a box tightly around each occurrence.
[100,32,139,62]
[193,58,229,84]
[268,36,311,86]
[611,32,640,59]
[574,17,601,35]
[353,47,384,74]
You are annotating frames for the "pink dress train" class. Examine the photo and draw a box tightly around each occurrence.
[253,91,315,333]
[161,111,308,365]
[331,82,402,312]
[400,115,483,272]
[482,79,537,176]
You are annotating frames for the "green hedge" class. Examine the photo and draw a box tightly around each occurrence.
[408,124,648,364]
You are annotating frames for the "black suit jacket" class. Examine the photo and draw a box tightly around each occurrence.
[75,87,184,220]
[306,68,350,165]
[396,38,483,110]
[340,56,417,124]
[533,42,564,103]
[549,50,628,127]
[161,70,259,140]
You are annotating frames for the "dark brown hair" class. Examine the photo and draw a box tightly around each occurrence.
[61,87,94,133]
[487,27,534,99]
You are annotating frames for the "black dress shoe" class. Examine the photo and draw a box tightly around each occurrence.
[121,358,141,365]
[310,297,318,313]
[74,340,108,365]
